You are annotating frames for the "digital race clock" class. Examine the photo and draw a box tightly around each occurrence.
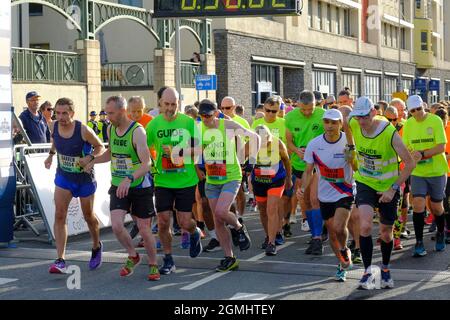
[153,0,302,18]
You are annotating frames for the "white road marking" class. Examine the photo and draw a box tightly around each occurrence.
[180,272,229,290]
[229,292,269,300]
[0,278,18,286]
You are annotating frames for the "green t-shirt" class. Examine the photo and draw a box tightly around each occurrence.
[251,117,286,144]
[146,113,199,188]
[285,107,325,171]
[231,115,250,129]
[402,113,448,177]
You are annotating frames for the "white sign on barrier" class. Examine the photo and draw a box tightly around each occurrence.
[24,152,131,240]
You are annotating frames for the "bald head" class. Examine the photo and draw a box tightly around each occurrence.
[221,96,236,107]
[221,96,237,117]
[161,87,180,101]
[338,105,352,119]
[160,87,180,120]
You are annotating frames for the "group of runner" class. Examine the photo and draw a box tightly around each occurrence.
[44,86,450,290]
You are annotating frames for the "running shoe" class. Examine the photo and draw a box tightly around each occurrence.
[173,225,182,236]
[301,219,309,231]
[429,221,437,233]
[352,248,362,264]
[265,242,277,256]
[147,264,161,281]
[290,216,298,224]
[49,258,67,274]
[88,241,103,270]
[412,241,427,257]
[283,224,293,238]
[151,223,158,234]
[215,256,239,272]
[394,238,403,251]
[358,273,376,290]
[119,253,141,277]
[335,265,347,282]
[159,256,176,275]
[261,236,269,250]
[311,239,323,255]
[381,268,394,289]
[230,227,240,247]
[305,240,314,254]
[181,232,190,249]
[275,233,285,246]
[338,247,352,270]
[189,227,202,258]
[435,231,446,252]
[237,224,251,251]
[203,238,221,252]
[129,223,139,239]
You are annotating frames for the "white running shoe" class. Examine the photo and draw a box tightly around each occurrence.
[301,219,310,232]
[289,216,297,224]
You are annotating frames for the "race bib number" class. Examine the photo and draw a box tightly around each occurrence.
[58,154,82,173]
[205,162,227,180]
[319,166,345,183]
[357,153,383,178]
[161,155,185,173]
[111,154,134,176]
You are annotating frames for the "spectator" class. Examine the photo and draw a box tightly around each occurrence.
[190,52,201,63]
[235,105,244,117]
[19,91,50,143]
[99,110,110,143]
[337,87,354,107]
[39,101,53,125]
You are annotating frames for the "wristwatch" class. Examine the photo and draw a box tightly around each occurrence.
[420,151,426,159]
[126,175,135,183]
[391,183,400,192]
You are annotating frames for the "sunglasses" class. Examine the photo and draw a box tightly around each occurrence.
[264,108,278,114]
[385,117,397,122]
[200,114,213,118]
[410,107,422,114]
[46,108,54,112]
[221,106,233,110]
[354,114,370,120]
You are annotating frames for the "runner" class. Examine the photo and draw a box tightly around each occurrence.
[251,125,292,255]
[402,95,448,257]
[199,99,260,271]
[84,95,160,280]
[301,109,356,281]
[44,98,104,274]
[252,96,289,244]
[146,88,202,275]
[348,97,415,289]
[286,90,325,255]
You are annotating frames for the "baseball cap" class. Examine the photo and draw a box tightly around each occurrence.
[26,91,40,100]
[313,91,324,103]
[99,110,106,115]
[325,95,336,104]
[349,97,374,117]
[406,95,423,111]
[198,99,218,115]
[323,109,343,121]
[90,111,97,116]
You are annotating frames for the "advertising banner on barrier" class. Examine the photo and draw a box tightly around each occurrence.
[0,3,15,244]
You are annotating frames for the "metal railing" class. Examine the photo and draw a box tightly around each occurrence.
[101,61,154,88]
[12,47,82,83]
[181,61,201,87]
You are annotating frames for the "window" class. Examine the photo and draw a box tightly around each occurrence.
[364,75,381,102]
[341,73,360,98]
[312,70,336,97]
[251,64,280,111]
[403,79,413,95]
[308,0,313,28]
[384,77,398,101]
[383,23,388,46]
[118,0,143,7]
[421,31,428,51]
[29,4,43,16]
[336,7,341,35]
[416,0,421,10]
[445,82,450,101]
[401,28,406,49]
[317,1,322,30]
[344,9,351,36]
[327,4,331,32]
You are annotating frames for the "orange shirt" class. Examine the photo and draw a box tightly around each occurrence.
[445,124,450,176]
[128,113,156,159]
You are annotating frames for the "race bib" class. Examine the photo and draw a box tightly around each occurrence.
[358,153,383,178]
[161,155,186,173]
[319,166,345,183]
[205,162,227,180]
[111,154,134,176]
[58,154,82,173]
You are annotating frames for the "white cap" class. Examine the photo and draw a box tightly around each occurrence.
[349,97,374,117]
[323,108,343,121]
[406,95,423,111]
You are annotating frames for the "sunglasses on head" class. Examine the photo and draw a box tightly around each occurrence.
[410,107,422,114]
[264,108,278,114]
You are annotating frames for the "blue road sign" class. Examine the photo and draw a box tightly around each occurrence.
[195,75,217,91]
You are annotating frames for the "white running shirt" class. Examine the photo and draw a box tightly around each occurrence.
[304,132,355,203]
